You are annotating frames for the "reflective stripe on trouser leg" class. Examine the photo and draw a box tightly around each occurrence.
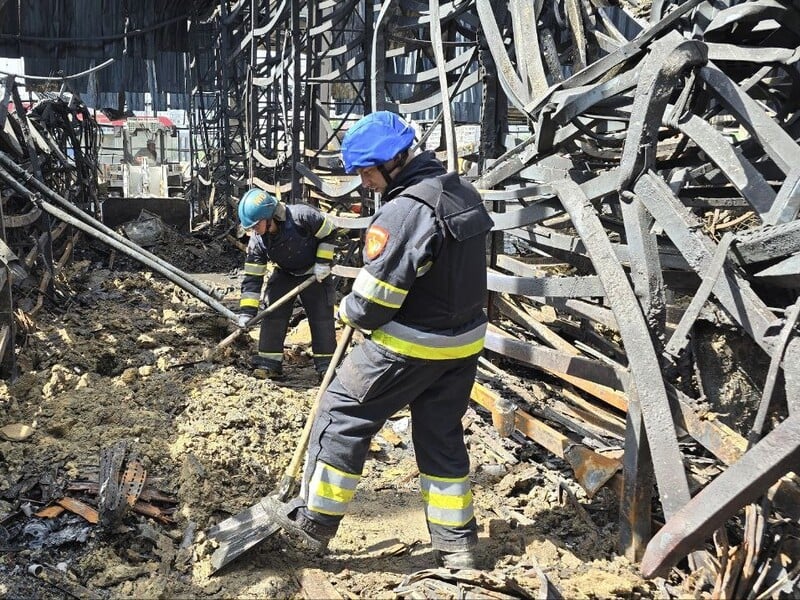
[253,352,283,370]
[420,473,474,527]
[306,460,360,516]
[258,311,292,357]
[299,340,481,546]
[299,341,412,530]
[410,354,480,551]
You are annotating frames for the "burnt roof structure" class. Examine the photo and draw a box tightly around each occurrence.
[0,0,218,108]
[0,1,798,595]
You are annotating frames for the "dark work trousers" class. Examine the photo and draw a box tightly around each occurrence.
[298,337,480,551]
[256,269,336,372]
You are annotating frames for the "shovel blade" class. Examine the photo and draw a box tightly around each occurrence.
[210,521,281,572]
[207,496,271,543]
[207,497,282,573]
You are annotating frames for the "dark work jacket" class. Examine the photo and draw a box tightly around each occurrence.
[239,203,336,315]
[342,151,492,333]
[250,204,329,273]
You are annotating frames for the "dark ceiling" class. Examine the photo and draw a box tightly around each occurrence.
[0,0,219,101]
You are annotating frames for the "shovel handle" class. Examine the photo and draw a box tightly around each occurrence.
[212,275,317,354]
[277,325,354,499]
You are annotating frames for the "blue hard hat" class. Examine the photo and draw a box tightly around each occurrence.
[341,111,416,174]
[238,188,277,228]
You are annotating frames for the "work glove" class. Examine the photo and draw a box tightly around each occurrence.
[313,263,331,282]
[237,313,252,328]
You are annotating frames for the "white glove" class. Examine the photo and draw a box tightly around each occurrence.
[313,263,331,282]
[237,313,251,328]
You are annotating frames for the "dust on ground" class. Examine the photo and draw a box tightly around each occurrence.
[0,247,654,599]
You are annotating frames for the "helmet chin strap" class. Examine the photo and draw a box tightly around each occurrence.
[376,150,409,188]
[377,163,394,187]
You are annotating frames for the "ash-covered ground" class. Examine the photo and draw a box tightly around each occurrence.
[1,237,652,599]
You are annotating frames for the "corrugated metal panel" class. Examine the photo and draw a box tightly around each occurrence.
[0,1,21,57]
[19,0,62,59]
[125,92,146,112]
[101,0,125,59]
[75,90,187,112]
[94,92,122,111]
[0,0,211,102]
[71,0,107,58]
[0,1,213,59]
[23,51,189,95]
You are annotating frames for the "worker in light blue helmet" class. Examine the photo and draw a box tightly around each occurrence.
[234,187,338,381]
[260,111,493,570]
[238,187,277,229]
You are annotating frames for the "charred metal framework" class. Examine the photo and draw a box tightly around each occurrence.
[0,0,798,591]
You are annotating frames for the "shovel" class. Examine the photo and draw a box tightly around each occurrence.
[206,325,354,572]
[201,275,316,361]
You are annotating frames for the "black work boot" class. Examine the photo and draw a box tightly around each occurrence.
[253,367,286,381]
[250,356,285,380]
[260,496,332,554]
[434,549,479,570]
[313,358,331,384]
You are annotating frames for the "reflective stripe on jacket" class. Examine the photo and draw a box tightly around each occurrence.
[370,319,486,360]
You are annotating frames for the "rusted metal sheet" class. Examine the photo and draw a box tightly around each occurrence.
[563,444,620,498]
[470,381,622,498]
[56,497,100,525]
[618,400,653,562]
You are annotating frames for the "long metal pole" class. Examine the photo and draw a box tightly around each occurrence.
[290,0,302,200]
[0,166,236,320]
[0,152,221,299]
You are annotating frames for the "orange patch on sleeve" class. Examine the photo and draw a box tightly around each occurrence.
[365,225,389,260]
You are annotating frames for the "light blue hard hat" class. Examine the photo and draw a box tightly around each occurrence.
[341,111,416,174]
[238,188,277,228]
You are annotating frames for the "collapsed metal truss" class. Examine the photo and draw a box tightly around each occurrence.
[188,0,800,585]
[0,76,236,381]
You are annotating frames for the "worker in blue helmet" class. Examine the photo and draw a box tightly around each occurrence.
[235,187,338,381]
[341,110,416,188]
[261,111,494,569]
